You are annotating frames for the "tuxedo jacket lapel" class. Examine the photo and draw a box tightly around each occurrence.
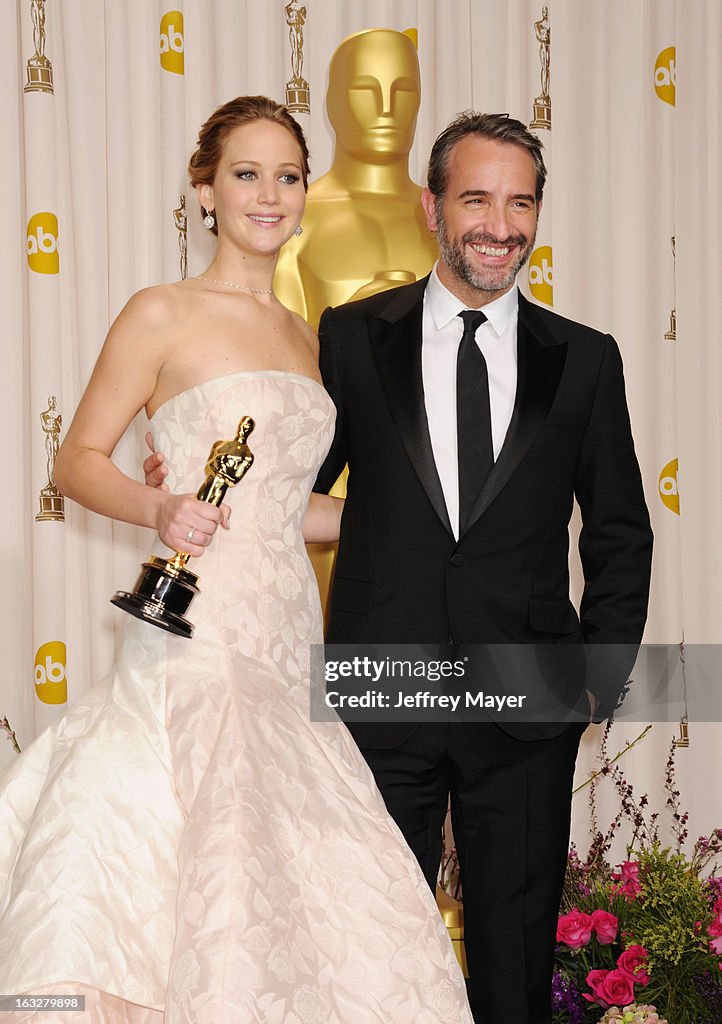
[461,293,568,535]
[365,283,567,540]
[367,277,454,536]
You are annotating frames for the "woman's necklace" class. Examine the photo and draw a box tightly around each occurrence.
[195,276,274,295]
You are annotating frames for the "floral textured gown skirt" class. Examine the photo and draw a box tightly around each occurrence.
[0,372,472,1023]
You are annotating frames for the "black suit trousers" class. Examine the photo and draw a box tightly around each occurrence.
[359,720,585,1024]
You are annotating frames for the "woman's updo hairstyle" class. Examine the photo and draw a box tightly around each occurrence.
[188,95,310,236]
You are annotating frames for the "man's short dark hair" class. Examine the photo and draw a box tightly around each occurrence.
[427,112,547,203]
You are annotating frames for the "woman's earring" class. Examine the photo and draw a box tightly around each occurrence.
[203,209,215,230]
[294,225,303,237]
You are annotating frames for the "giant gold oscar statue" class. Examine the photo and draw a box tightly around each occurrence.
[274,28,436,618]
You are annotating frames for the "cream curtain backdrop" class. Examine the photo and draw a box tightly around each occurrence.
[2,0,721,856]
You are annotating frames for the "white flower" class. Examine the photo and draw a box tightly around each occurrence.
[122,974,155,1004]
[277,566,302,600]
[260,594,285,633]
[387,876,430,917]
[292,984,327,1022]
[423,978,462,1022]
[288,436,316,469]
[169,948,200,998]
[267,874,295,911]
[268,945,296,984]
[146,912,175,955]
[259,498,284,532]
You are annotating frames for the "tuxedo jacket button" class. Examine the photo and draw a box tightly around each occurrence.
[450,552,464,567]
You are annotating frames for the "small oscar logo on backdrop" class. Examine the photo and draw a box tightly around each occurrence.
[654,46,676,106]
[27,212,59,274]
[530,6,551,130]
[665,235,676,341]
[34,641,68,705]
[36,395,65,522]
[160,11,184,74]
[529,246,553,306]
[658,458,680,514]
[173,194,188,280]
[24,0,53,94]
[285,0,310,113]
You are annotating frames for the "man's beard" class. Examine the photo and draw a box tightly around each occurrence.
[435,202,536,296]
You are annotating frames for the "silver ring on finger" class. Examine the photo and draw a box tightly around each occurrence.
[186,527,195,543]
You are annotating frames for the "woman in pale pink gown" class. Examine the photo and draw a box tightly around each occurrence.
[0,96,473,1024]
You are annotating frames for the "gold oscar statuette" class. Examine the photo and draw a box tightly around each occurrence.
[285,0,310,113]
[111,416,255,638]
[665,235,676,341]
[25,0,54,94]
[273,28,436,620]
[530,6,551,130]
[173,194,188,281]
[36,395,64,522]
[274,28,435,329]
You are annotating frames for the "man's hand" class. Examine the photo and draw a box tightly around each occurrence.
[144,431,169,491]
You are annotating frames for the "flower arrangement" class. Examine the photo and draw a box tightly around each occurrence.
[553,726,722,1024]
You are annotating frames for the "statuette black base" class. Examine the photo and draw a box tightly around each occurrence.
[111,557,200,638]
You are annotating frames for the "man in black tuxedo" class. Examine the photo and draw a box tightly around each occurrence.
[313,113,653,1023]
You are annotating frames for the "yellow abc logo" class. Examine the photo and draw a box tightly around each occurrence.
[654,46,676,106]
[34,640,68,705]
[658,457,680,515]
[27,213,59,275]
[529,245,553,306]
[160,11,184,74]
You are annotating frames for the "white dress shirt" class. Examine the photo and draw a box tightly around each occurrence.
[421,264,519,538]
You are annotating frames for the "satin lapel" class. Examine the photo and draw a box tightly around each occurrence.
[461,295,568,534]
[367,281,453,536]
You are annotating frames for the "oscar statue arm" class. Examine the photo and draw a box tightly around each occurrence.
[313,306,347,494]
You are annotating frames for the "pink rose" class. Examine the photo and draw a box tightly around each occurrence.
[612,859,642,898]
[619,860,640,883]
[591,909,619,944]
[710,935,722,955]
[584,967,636,1007]
[708,917,722,938]
[582,969,611,1003]
[557,909,594,949]
[617,944,650,986]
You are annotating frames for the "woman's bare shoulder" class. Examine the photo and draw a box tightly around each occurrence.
[120,280,200,327]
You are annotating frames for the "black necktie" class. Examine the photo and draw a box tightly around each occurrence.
[457,309,491,532]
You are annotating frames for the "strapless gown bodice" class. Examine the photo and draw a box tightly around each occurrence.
[0,373,473,1023]
[143,370,334,661]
